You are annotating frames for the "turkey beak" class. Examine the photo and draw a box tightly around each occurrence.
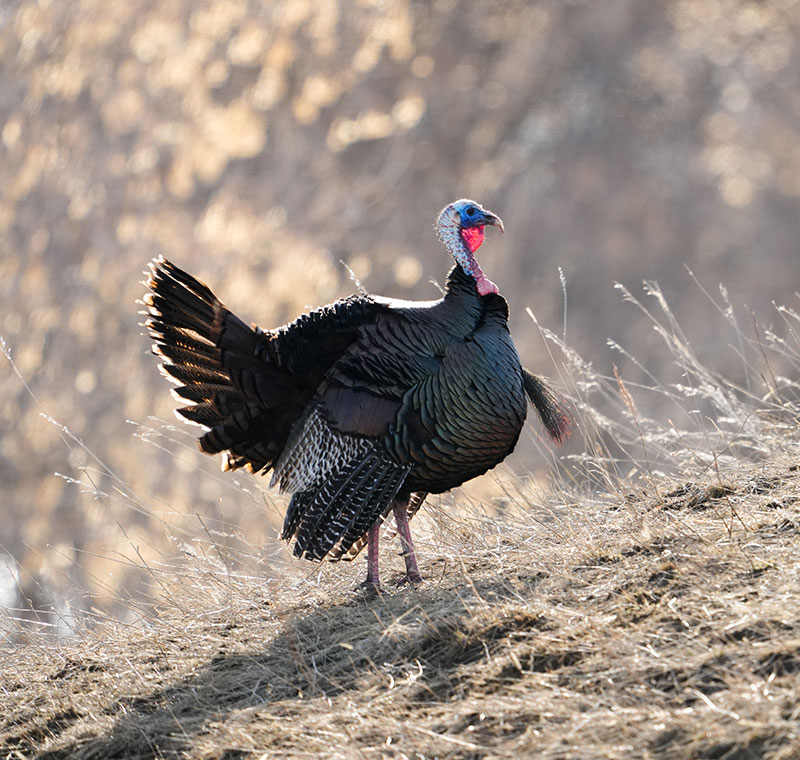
[482,211,505,234]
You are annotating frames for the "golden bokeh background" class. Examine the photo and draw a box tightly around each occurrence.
[2,0,799,630]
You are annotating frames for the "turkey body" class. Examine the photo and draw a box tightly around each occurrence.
[143,199,569,589]
[321,265,528,495]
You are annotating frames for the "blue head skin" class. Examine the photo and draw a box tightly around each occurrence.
[455,201,505,234]
[436,199,504,296]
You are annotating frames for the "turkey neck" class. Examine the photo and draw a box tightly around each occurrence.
[436,206,494,290]
[439,264,509,333]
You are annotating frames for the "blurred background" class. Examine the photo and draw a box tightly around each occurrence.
[1,0,799,633]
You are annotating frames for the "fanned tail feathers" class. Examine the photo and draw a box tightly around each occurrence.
[141,257,285,473]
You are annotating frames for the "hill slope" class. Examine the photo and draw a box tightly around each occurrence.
[4,456,800,759]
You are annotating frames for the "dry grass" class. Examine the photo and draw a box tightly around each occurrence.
[3,459,800,759]
[3,284,800,759]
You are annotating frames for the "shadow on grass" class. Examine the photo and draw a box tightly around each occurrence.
[30,570,553,759]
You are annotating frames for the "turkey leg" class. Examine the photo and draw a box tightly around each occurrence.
[363,521,382,591]
[393,498,423,585]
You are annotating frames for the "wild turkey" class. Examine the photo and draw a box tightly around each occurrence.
[142,199,570,590]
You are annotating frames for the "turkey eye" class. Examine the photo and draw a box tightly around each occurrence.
[465,206,477,216]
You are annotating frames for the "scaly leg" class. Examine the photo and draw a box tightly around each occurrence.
[362,521,381,592]
[393,498,423,585]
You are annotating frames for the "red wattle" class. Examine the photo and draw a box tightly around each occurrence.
[460,226,485,253]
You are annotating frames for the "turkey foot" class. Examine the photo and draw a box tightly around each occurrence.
[395,570,423,588]
[358,579,383,597]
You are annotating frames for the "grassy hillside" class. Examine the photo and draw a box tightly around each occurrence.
[3,288,800,759]
[3,2,800,755]
[3,455,800,759]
